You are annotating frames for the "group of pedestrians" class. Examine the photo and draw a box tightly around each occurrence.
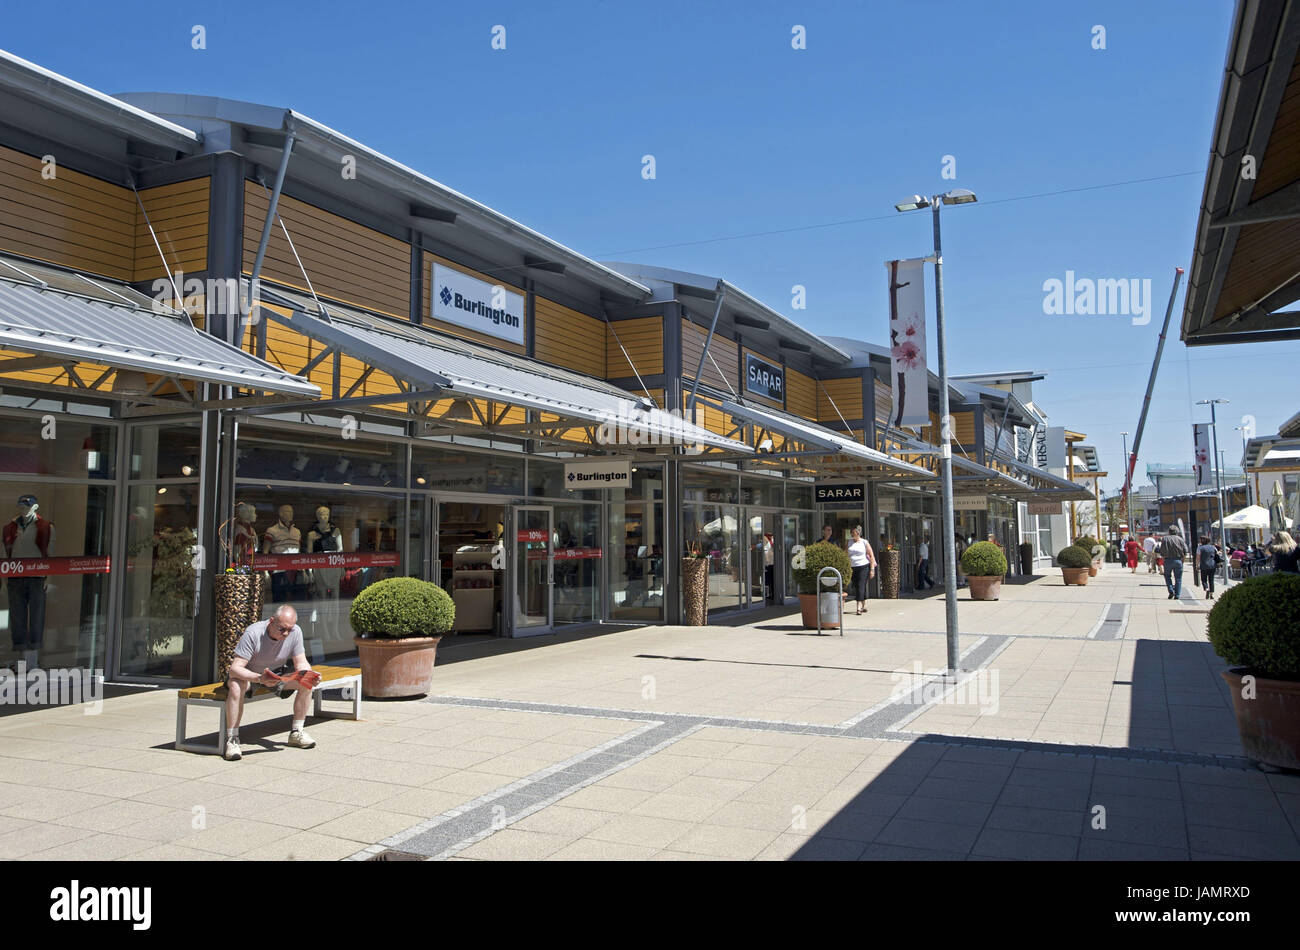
[1138,525,1299,601]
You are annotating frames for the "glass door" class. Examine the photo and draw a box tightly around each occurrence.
[514,506,553,636]
[747,510,779,606]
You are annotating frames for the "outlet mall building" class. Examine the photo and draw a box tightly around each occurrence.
[0,52,1090,684]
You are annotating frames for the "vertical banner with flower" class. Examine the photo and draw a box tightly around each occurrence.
[1192,423,1212,488]
[886,258,929,428]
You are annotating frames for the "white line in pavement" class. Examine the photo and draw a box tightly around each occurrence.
[1085,604,1110,639]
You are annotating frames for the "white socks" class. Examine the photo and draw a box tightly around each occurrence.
[227,728,239,741]
[291,720,304,734]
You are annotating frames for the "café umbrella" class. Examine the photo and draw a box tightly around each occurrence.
[1212,503,1292,532]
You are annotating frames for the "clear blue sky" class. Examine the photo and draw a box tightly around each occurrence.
[7,0,1288,488]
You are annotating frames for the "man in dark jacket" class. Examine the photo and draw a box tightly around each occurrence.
[1158,526,1189,600]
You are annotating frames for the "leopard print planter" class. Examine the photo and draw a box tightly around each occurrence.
[214,573,264,681]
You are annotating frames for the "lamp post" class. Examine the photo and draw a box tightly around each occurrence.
[894,188,976,675]
[1121,431,1134,542]
[1233,425,1254,541]
[1197,399,1229,571]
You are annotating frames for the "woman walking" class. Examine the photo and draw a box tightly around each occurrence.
[1124,535,1141,573]
[1195,534,1221,599]
[847,525,876,615]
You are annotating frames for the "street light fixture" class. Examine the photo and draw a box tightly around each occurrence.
[1233,424,1254,516]
[895,188,977,675]
[1121,431,1134,542]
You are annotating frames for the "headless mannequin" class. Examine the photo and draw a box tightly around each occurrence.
[263,505,301,603]
[3,495,54,664]
[231,502,258,567]
[305,506,344,644]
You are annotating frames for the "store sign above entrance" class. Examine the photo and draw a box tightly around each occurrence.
[430,263,525,345]
[564,459,631,490]
[744,354,784,402]
[952,495,987,511]
[1027,502,1061,516]
[815,482,865,504]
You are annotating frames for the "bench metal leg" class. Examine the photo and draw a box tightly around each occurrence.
[174,698,226,755]
[312,677,362,721]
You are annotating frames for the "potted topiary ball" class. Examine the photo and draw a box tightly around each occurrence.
[961,541,1008,600]
[791,541,851,629]
[350,577,455,698]
[1074,537,1104,576]
[1056,545,1092,585]
[1207,573,1300,770]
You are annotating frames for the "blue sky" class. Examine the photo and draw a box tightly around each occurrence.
[7,0,1288,488]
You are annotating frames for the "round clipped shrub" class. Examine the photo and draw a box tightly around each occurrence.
[1206,573,1300,678]
[1055,545,1092,569]
[960,541,1007,577]
[792,541,852,594]
[349,577,455,638]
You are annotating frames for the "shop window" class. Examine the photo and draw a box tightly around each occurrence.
[120,481,199,679]
[741,477,782,508]
[237,427,407,488]
[786,483,814,510]
[414,446,522,495]
[1,481,113,675]
[0,415,116,480]
[130,423,200,480]
[232,486,405,660]
[684,467,739,504]
[683,504,742,612]
[552,503,601,624]
[610,499,664,621]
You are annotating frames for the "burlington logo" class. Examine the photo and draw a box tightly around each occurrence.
[439,286,452,306]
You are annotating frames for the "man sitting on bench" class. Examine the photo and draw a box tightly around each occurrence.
[224,604,317,761]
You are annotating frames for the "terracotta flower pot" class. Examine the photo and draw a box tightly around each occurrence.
[354,635,441,698]
[681,557,708,626]
[1088,561,1100,577]
[1221,669,1300,770]
[1061,567,1090,586]
[798,592,840,630]
[967,575,1002,600]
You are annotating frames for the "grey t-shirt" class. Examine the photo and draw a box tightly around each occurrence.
[234,618,305,674]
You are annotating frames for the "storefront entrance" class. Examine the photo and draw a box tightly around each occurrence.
[746,509,780,605]
[436,499,505,636]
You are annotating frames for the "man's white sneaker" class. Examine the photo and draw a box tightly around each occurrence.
[223,737,242,761]
[287,729,316,749]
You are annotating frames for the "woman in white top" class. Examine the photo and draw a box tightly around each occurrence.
[846,525,875,615]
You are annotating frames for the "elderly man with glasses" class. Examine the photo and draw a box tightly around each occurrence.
[223,604,317,761]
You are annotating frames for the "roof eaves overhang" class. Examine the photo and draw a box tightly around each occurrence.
[1181,0,1300,345]
[0,51,199,153]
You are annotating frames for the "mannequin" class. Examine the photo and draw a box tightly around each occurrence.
[3,494,54,665]
[305,506,344,642]
[262,504,301,603]
[231,502,259,567]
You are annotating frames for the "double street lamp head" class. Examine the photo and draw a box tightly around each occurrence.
[894,189,978,212]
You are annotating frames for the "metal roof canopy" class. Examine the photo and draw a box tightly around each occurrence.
[719,399,934,479]
[1244,433,1300,469]
[0,257,318,405]
[994,455,1096,501]
[1182,0,1300,345]
[257,286,749,454]
[890,435,1032,496]
[605,263,852,367]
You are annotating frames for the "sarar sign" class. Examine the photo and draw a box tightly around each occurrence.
[744,354,784,402]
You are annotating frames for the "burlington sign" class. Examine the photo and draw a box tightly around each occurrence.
[564,459,631,490]
[431,263,525,345]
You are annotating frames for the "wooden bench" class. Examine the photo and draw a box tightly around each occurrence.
[175,665,362,756]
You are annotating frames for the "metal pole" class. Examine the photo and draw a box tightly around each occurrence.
[1208,401,1228,560]
[932,202,960,675]
[684,281,727,415]
[240,129,296,345]
[1122,432,1135,542]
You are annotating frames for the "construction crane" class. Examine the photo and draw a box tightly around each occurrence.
[1120,267,1185,535]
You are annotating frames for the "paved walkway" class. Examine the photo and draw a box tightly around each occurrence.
[0,565,1296,860]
